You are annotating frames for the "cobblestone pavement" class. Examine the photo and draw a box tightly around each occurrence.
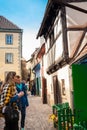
[0,94,56,130]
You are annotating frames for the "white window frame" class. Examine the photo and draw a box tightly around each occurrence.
[6,34,13,45]
[5,53,13,64]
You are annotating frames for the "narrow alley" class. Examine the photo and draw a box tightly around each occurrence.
[0,94,56,130]
[25,95,56,130]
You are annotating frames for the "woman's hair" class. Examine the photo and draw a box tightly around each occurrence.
[5,71,16,83]
[0,81,4,93]
[16,75,20,79]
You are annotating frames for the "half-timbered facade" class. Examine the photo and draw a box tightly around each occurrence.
[37,0,87,107]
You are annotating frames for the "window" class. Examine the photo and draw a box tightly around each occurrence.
[6,34,13,44]
[5,53,13,63]
[61,79,66,95]
[49,30,54,47]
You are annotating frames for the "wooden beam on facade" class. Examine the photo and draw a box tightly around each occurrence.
[55,0,87,14]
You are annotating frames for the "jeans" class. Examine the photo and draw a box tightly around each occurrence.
[20,107,26,128]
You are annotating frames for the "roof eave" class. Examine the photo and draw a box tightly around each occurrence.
[37,0,87,39]
[36,0,54,39]
[0,28,23,33]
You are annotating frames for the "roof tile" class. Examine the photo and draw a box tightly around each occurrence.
[0,16,21,30]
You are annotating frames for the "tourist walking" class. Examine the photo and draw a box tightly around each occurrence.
[15,75,29,130]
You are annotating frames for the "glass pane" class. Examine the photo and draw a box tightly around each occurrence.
[6,53,13,63]
[6,35,13,44]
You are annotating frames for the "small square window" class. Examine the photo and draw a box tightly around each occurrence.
[5,53,13,64]
[6,35,13,44]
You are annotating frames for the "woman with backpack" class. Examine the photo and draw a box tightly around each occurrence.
[0,71,24,130]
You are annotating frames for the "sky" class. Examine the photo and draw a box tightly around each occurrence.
[0,0,48,60]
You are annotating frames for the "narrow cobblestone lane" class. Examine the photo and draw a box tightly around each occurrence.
[0,94,56,130]
[25,95,56,130]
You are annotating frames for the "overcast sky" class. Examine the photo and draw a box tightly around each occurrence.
[0,0,48,60]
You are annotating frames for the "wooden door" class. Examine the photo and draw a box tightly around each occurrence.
[53,75,62,104]
[42,77,47,104]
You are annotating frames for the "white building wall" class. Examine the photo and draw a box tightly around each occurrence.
[40,53,47,98]
[58,65,72,106]
[66,2,87,58]
[46,65,73,107]
[66,2,87,28]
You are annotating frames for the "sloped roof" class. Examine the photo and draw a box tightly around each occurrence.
[0,16,22,31]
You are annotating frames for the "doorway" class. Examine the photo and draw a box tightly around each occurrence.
[42,77,47,104]
[53,75,62,104]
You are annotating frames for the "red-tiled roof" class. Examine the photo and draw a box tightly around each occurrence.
[0,16,21,30]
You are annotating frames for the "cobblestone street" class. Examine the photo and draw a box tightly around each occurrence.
[0,94,56,130]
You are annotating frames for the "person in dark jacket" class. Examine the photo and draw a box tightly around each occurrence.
[31,81,36,96]
[15,75,29,130]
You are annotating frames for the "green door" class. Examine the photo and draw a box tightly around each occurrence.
[72,64,87,122]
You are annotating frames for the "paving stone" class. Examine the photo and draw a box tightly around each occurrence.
[0,94,56,130]
[25,95,56,130]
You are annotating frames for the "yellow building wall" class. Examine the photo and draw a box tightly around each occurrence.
[0,32,22,81]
